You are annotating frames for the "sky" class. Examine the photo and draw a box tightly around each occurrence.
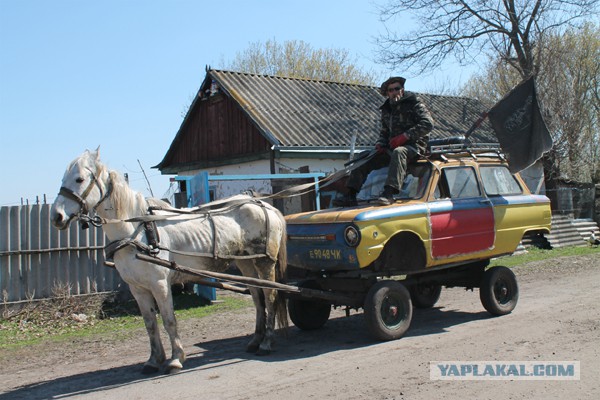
[0,0,478,207]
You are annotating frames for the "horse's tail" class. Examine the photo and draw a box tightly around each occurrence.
[275,217,289,331]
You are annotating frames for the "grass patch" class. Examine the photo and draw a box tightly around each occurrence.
[491,245,600,268]
[0,291,252,351]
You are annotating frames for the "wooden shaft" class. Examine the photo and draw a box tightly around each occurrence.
[136,253,301,293]
[135,253,363,307]
[105,259,249,295]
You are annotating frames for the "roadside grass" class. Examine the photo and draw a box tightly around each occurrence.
[0,291,252,351]
[491,245,600,268]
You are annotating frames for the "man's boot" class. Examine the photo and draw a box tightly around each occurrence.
[375,185,399,206]
[333,189,358,207]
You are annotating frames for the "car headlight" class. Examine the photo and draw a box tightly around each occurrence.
[344,225,361,247]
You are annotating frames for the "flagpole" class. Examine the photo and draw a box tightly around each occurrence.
[464,111,489,140]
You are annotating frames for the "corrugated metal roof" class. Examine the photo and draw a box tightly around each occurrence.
[209,69,495,148]
[155,70,497,172]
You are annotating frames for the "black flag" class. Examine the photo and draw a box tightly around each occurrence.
[487,77,553,173]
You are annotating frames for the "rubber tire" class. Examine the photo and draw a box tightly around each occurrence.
[364,280,413,341]
[479,266,519,315]
[409,283,442,309]
[288,280,331,330]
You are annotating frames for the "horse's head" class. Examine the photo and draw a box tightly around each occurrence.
[51,147,110,230]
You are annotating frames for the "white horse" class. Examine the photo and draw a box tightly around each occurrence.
[50,148,288,373]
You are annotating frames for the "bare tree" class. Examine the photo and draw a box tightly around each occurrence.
[223,39,377,85]
[540,23,600,182]
[376,0,599,79]
[462,23,600,182]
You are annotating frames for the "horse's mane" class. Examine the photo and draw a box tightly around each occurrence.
[106,169,150,219]
[147,197,171,208]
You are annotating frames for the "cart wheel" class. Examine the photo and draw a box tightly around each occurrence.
[480,266,519,315]
[288,280,331,331]
[409,283,442,309]
[364,280,413,341]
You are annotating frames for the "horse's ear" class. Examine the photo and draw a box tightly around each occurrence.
[88,146,101,163]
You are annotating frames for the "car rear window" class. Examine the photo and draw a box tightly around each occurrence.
[480,165,523,196]
[439,166,481,199]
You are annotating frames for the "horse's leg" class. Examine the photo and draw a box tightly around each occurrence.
[152,280,185,373]
[254,259,279,355]
[129,285,166,374]
[236,260,266,353]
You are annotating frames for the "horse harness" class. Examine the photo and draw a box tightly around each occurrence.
[59,167,274,262]
[104,197,275,262]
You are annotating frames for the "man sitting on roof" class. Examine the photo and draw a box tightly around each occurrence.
[336,76,434,206]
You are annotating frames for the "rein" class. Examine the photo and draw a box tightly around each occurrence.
[251,149,379,202]
[76,150,378,228]
[72,152,379,262]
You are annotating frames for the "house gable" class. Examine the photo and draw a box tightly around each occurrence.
[156,80,272,174]
[156,69,495,174]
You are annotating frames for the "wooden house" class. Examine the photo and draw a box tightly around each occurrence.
[155,69,497,212]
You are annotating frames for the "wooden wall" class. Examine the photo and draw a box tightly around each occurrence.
[167,94,271,168]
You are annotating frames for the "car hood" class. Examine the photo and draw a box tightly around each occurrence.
[285,200,425,224]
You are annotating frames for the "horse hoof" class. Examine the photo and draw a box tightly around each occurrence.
[165,366,183,375]
[256,347,271,356]
[164,359,183,374]
[246,343,260,354]
[141,364,160,375]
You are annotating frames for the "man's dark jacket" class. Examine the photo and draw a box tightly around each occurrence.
[377,91,434,154]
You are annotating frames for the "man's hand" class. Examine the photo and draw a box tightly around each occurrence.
[389,133,409,149]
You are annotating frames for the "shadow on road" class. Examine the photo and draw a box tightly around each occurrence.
[1,305,489,400]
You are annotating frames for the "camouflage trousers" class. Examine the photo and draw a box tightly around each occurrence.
[346,145,419,193]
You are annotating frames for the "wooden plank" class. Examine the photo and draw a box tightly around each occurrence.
[0,206,10,300]
[9,206,21,301]
[39,205,52,298]
[30,205,42,298]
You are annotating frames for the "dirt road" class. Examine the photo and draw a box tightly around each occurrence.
[1,254,599,400]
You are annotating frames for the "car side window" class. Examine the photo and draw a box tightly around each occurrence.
[434,172,450,199]
[480,166,523,196]
[438,167,481,199]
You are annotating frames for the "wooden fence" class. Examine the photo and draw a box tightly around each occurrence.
[0,204,123,303]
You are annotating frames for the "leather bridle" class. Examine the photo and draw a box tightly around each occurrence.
[58,167,112,228]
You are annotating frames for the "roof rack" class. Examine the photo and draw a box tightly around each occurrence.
[426,136,504,161]
[429,142,501,155]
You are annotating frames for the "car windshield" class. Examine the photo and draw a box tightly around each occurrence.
[398,164,432,199]
[356,163,432,201]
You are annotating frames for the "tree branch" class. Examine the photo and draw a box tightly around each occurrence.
[376,0,600,76]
